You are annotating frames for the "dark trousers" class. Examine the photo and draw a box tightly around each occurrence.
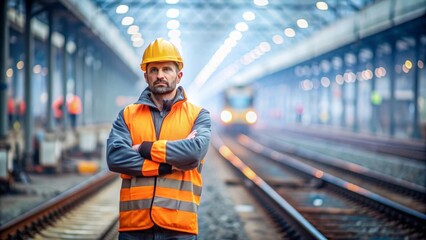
[70,114,77,129]
[118,226,197,240]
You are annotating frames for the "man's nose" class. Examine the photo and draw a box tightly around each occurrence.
[157,70,166,79]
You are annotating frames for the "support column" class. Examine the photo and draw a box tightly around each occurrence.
[330,57,340,126]
[24,0,34,171]
[389,39,396,136]
[12,44,20,127]
[46,10,54,132]
[62,20,69,130]
[73,35,84,129]
[0,0,9,139]
[327,58,333,126]
[353,51,360,132]
[412,34,421,139]
[92,53,101,123]
[370,46,378,134]
[81,47,86,126]
[71,35,79,131]
[73,37,79,96]
[86,51,93,125]
[341,54,347,128]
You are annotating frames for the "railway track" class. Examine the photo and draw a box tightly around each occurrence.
[213,131,426,239]
[277,125,426,162]
[248,131,426,214]
[0,171,119,240]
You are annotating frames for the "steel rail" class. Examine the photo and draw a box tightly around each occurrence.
[211,133,327,240]
[278,126,426,161]
[251,131,426,200]
[0,170,118,239]
[238,134,426,223]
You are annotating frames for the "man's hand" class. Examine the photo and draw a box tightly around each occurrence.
[132,144,140,151]
[186,130,197,139]
[172,165,185,171]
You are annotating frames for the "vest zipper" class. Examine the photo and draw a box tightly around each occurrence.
[149,175,158,229]
[149,100,183,229]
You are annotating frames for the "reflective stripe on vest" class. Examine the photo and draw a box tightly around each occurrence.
[120,101,202,234]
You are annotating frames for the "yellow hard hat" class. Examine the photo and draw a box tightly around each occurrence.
[140,38,184,72]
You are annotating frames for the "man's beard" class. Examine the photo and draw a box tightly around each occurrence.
[149,79,176,95]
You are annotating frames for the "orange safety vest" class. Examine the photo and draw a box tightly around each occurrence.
[120,102,203,234]
[8,97,15,114]
[53,97,64,118]
[68,96,82,114]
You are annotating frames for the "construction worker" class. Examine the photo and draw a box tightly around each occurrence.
[7,96,15,129]
[67,95,82,129]
[106,38,211,239]
[52,96,64,126]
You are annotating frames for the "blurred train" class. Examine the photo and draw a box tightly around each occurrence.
[220,85,257,132]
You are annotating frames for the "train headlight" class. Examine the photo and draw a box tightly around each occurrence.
[221,110,233,123]
[245,111,257,124]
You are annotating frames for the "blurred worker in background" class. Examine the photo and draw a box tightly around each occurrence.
[7,96,15,129]
[52,96,64,126]
[295,103,304,123]
[15,99,25,130]
[107,38,211,239]
[67,95,82,130]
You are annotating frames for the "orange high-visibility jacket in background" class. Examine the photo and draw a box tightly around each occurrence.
[68,95,82,114]
[8,97,15,114]
[106,87,211,234]
[52,97,64,118]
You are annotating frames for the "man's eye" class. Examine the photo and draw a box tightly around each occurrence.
[150,68,158,73]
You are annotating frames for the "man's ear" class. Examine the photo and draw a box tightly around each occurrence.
[144,73,148,83]
[177,71,183,84]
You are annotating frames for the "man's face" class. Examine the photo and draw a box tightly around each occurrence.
[144,62,182,95]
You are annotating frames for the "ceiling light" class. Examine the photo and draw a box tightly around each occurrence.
[316,1,328,10]
[131,33,142,42]
[191,22,245,93]
[253,0,269,7]
[259,42,271,52]
[33,64,42,74]
[127,25,139,34]
[297,19,308,28]
[235,22,248,32]
[168,29,181,38]
[250,50,260,59]
[121,17,134,26]
[243,11,255,21]
[241,54,253,65]
[167,8,180,18]
[170,38,181,47]
[167,19,180,29]
[224,38,237,48]
[17,60,24,70]
[272,35,284,44]
[133,39,144,47]
[284,28,295,37]
[116,5,129,14]
[66,41,76,53]
[229,31,243,41]
[166,0,179,4]
[6,68,13,78]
